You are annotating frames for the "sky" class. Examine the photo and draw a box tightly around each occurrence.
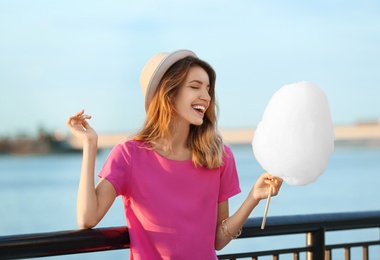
[1,0,379,136]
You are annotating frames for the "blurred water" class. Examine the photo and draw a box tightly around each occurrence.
[0,144,379,259]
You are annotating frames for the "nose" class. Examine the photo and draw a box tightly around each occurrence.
[200,88,211,102]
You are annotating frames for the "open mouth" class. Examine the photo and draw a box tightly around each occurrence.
[192,105,206,114]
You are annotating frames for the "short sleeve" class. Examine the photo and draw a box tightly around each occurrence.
[98,142,131,196]
[218,145,241,202]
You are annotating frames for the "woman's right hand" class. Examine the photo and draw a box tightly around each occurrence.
[251,173,283,201]
[66,109,98,144]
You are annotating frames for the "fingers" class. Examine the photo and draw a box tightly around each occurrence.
[263,173,283,196]
[75,109,85,117]
[66,109,92,129]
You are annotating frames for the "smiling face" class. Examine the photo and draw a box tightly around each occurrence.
[173,66,211,127]
[141,56,217,143]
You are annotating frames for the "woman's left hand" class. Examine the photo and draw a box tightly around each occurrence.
[66,109,98,144]
[251,173,283,201]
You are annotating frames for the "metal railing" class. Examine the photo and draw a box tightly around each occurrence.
[0,211,379,259]
[218,210,380,259]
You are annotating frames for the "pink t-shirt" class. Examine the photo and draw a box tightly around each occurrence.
[99,140,241,260]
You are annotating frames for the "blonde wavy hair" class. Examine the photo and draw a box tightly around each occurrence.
[133,56,224,169]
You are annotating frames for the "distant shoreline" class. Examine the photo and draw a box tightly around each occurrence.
[2,123,379,155]
[222,123,380,145]
[67,123,380,149]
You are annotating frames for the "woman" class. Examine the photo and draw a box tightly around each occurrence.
[66,49,282,259]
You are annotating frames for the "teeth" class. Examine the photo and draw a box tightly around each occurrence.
[192,105,205,112]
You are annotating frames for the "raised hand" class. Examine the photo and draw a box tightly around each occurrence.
[251,173,283,201]
[66,109,98,144]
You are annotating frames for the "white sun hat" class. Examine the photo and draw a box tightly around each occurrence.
[139,49,197,111]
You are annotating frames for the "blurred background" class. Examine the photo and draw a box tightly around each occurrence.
[0,1,379,259]
[1,0,379,138]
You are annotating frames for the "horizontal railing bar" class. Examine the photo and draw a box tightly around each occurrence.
[325,240,380,250]
[0,211,379,259]
[0,227,130,259]
[218,246,312,259]
[241,210,380,238]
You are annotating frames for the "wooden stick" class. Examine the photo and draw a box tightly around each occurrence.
[261,185,272,230]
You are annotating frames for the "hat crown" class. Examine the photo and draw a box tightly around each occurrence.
[140,52,168,106]
[139,49,197,111]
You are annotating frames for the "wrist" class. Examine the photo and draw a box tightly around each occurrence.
[83,138,98,149]
[250,197,261,209]
[221,218,242,239]
[250,190,262,205]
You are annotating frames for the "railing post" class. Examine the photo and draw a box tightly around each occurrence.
[306,228,325,260]
[362,245,368,260]
[325,249,331,260]
[344,247,350,260]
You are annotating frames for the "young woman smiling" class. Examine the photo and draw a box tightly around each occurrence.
[66,49,282,259]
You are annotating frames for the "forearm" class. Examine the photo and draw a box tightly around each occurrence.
[77,140,99,228]
[215,173,283,250]
[215,193,260,250]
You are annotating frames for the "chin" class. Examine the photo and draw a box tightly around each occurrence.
[191,120,204,126]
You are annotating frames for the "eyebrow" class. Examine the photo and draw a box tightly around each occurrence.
[189,80,209,86]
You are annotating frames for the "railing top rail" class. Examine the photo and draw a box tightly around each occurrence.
[0,210,379,259]
[241,210,380,238]
[0,227,130,259]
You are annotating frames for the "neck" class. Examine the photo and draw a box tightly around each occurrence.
[154,122,191,161]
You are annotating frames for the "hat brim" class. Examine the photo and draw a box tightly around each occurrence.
[142,49,197,111]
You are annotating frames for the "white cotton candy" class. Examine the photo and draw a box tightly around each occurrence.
[252,81,335,186]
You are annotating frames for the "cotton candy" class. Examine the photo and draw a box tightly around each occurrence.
[252,81,335,186]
